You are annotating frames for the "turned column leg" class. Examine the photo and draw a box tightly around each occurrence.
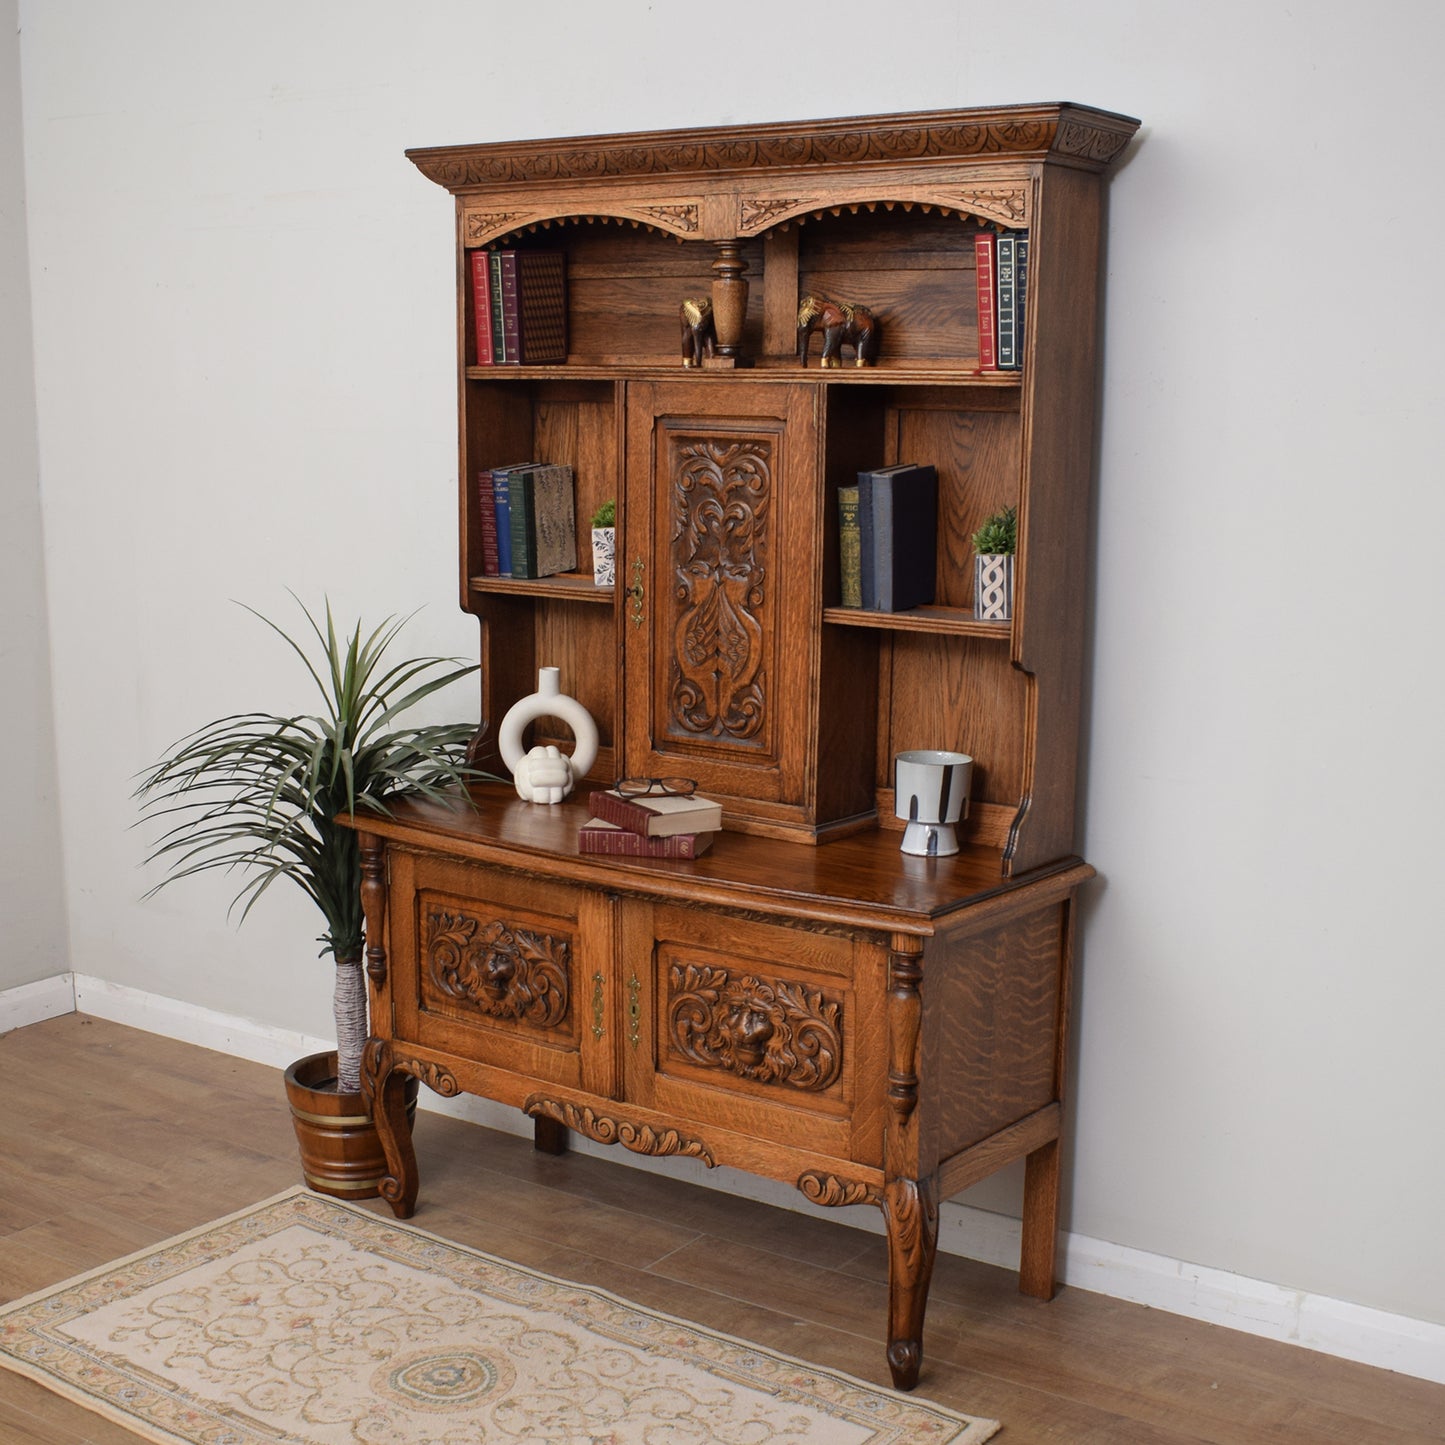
[880,1175,939,1391]
[1020,1137,1062,1298]
[360,1038,419,1219]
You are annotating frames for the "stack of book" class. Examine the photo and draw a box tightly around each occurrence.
[476,462,578,579]
[974,228,1029,372]
[470,249,568,365]
[579,788,723,857]
[836,462,938,612]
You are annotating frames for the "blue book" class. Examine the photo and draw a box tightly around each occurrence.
[488,461,537,578]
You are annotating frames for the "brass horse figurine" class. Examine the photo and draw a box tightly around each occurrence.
[797,293,881,367]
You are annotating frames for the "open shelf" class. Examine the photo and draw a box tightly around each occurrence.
[823,604,1011,639]
[469,573,615,604]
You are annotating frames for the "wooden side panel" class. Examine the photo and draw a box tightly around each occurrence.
[926,901,1066,1156]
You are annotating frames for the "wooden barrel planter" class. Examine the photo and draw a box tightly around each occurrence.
[284,1050,418,1199]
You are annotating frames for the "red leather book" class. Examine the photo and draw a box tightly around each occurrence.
[974,230,997,372]
[470,250,494,366]
[587,789,723,838]
[578,819,714,857]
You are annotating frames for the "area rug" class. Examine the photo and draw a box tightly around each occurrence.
[0,1187,998,1443]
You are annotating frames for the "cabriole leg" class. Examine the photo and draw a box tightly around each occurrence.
[881,1175,939,1391]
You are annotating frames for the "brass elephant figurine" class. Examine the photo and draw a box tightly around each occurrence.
[680,297,717,367]
[797,294,881,368]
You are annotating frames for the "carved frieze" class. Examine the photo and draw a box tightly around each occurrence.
[425,908,570,1029]
[411,108,1127,192]
[667,436,771,743]
[524,1096,716,1166]
[668,962,843,1092]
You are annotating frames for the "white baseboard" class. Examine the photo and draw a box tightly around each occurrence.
[0,973,77,1032]
[7,974,1443,1386]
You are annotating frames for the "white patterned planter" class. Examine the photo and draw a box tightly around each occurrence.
[974,553,1014,621]
[591,527,616,586]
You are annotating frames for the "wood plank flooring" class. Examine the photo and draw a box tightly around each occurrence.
[1,1013,1440,1443]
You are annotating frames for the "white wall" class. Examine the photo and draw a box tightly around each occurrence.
[1,0,67,989]
[17,0,1445,1335]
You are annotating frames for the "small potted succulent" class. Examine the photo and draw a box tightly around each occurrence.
[591,498,616,586]
[971,504,1017,621]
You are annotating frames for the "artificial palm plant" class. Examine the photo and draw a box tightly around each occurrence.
[136,598,483,1093]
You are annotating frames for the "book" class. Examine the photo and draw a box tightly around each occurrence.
[475,469,500,576]
[578,818,714,858]
[973,230,997,372]
[587,788,724,838]
[1012,234,1029,368]
[837,484,862,607]
[497,250,568,365]
[470,250,494,366]
[858,462,938,613]
[488,252,507,363]
[531,463,578,577]
[507,464,538,579]
[488,461,538,577]
[996,232,1018,370]
[508,463,578,579]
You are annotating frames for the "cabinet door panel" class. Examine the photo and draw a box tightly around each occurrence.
[621,901,885,1166]
[623,382,819,812]
[389,850,614,1097]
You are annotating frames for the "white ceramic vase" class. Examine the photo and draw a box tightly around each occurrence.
[497,667,599,803]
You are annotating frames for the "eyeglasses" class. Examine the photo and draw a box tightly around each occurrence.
[615,776,698,798]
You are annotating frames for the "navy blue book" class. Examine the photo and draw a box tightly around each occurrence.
[857,462,938,612]
[488,461,537,578]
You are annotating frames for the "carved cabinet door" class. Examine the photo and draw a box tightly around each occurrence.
[621,381,822,821]
[618,897,888,1169]
[384,848,617,1103]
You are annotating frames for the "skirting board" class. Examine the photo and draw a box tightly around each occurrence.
[5,972,1443,1387]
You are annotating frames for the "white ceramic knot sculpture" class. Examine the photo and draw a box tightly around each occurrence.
[497,666,599,804]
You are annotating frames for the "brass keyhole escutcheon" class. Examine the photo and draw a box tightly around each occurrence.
[591,971,606,1041]
[628,556,645,629]
[627,974,642,1049]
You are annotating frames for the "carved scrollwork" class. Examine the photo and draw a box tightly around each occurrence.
[668,962,843,1092]
[797,1171,882,1208]
[635,203,700,232]
[394,1055,462,1098]
[464,210,534,244]
[524,1096,716,1167]
[425,909,570,1029]
[668,437,770,742]
[739,195,825,233]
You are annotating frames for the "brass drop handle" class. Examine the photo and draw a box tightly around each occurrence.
[627,556,645,630]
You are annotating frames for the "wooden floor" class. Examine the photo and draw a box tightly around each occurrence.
[1,1015,1440,1444]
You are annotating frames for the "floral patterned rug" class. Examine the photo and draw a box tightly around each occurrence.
[0,1187,999,1443]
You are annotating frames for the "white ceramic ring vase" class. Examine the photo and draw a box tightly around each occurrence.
[497,667,599,803]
